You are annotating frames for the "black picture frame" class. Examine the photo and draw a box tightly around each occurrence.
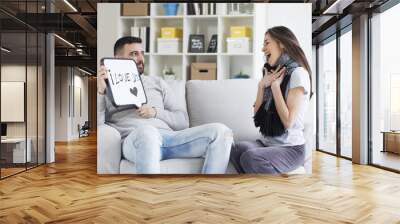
[189,34,205,53]
[207,34,218,53]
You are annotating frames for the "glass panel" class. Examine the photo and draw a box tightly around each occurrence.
[318,37,337,154]
[26,0,39,169]
[27,31,38,169]
[38,32,46,165]
[371,4,400,171]
[340,29,352,158]
[0,1,46,178]
[1,31,28,177]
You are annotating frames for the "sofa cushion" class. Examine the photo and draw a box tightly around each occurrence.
[119,159,305,175]
[164,79,187,114]
[186,79,262,141]
[120,158,206,174]
[120,158,238,174]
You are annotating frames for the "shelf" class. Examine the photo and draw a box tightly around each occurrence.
[186,15,219,19]
[121,16,150,19]
[120,15,253,20]
[186,53,218,56]
[153,15,184,19]
[152,53,183,56]
[221,14,254,18]
[220,53,253,56]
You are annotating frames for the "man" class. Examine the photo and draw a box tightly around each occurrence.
[98,36,233,174]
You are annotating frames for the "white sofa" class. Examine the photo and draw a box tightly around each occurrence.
[97,79,313,174]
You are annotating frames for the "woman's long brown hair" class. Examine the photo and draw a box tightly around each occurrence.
[266,26,313,98]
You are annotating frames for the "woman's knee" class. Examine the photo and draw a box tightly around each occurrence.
[239,150,276,174]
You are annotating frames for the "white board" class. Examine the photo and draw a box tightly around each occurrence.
[1,82,25,122]
[102,58,147,107]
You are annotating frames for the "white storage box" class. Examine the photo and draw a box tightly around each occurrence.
[157,38,182,54]
[227,37,252,54]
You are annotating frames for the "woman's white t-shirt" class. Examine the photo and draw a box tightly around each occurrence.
[260,67,311,147]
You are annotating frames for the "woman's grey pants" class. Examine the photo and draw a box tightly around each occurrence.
[230,140,305,174]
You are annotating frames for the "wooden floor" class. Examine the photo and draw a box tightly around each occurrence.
[373,150,400,171]
[1,135,400,223]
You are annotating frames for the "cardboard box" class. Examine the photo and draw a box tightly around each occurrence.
[161,27,182,38]
[191,63,217,80]
[230,26,252,38]
[121,3,149,16]
[157,38,182,53]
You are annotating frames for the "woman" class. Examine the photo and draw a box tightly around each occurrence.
[230,26,312,174]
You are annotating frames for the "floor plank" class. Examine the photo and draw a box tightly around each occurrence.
[1,134,400,223]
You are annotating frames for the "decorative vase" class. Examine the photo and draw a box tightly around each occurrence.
[163,3,179,16]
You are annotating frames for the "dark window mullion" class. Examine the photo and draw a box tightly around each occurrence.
[336,28,341,157]
[0,23,2,179]
[316,45,320,150]
[367,10,373,165]
[36,0,39,168]
[25,0,28,171]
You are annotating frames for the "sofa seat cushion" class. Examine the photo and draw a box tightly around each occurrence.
[120,158,237,174]
[119,159,304,175]
[120,159,238,174]
[120,158,205,174]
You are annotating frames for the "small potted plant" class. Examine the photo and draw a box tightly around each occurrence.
[163,66,176,80]
[232,70,250,79]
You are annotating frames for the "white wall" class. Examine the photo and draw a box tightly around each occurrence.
[55,67,89,141]
[252,3,313,80]
[97,3,120,70]
[55,66,68,141]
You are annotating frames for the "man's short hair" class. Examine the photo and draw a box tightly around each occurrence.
[113,36,142,56]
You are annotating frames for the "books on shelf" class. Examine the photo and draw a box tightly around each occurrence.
[131,26,150,52]
[187,3,216,15]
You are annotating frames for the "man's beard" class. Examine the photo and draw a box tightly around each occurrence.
[137,62,144,74]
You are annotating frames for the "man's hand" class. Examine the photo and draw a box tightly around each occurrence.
[137,105,156,118]
[98,65,108,95]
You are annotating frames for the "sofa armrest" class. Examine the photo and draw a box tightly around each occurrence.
[97,124,122,174]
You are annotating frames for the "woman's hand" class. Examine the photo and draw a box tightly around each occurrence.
[258,65,285,89]
[271,67,286,89]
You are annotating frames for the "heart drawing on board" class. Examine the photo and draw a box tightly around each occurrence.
[130,87,138,96]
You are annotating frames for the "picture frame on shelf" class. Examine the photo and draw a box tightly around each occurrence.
[188,34,205,53]
[207,34,218,53]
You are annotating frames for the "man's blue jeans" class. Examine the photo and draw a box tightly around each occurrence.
[122,123,234,174]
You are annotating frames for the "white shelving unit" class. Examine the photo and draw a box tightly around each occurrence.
[117,3,256,81]
[98,3,311,81]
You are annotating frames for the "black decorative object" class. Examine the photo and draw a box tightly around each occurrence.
[189,34,205,53]
[207,34,218,53]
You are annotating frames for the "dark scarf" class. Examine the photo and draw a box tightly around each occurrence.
[253,53,299,137]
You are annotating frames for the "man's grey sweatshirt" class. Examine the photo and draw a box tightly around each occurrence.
[98,75,189,140]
